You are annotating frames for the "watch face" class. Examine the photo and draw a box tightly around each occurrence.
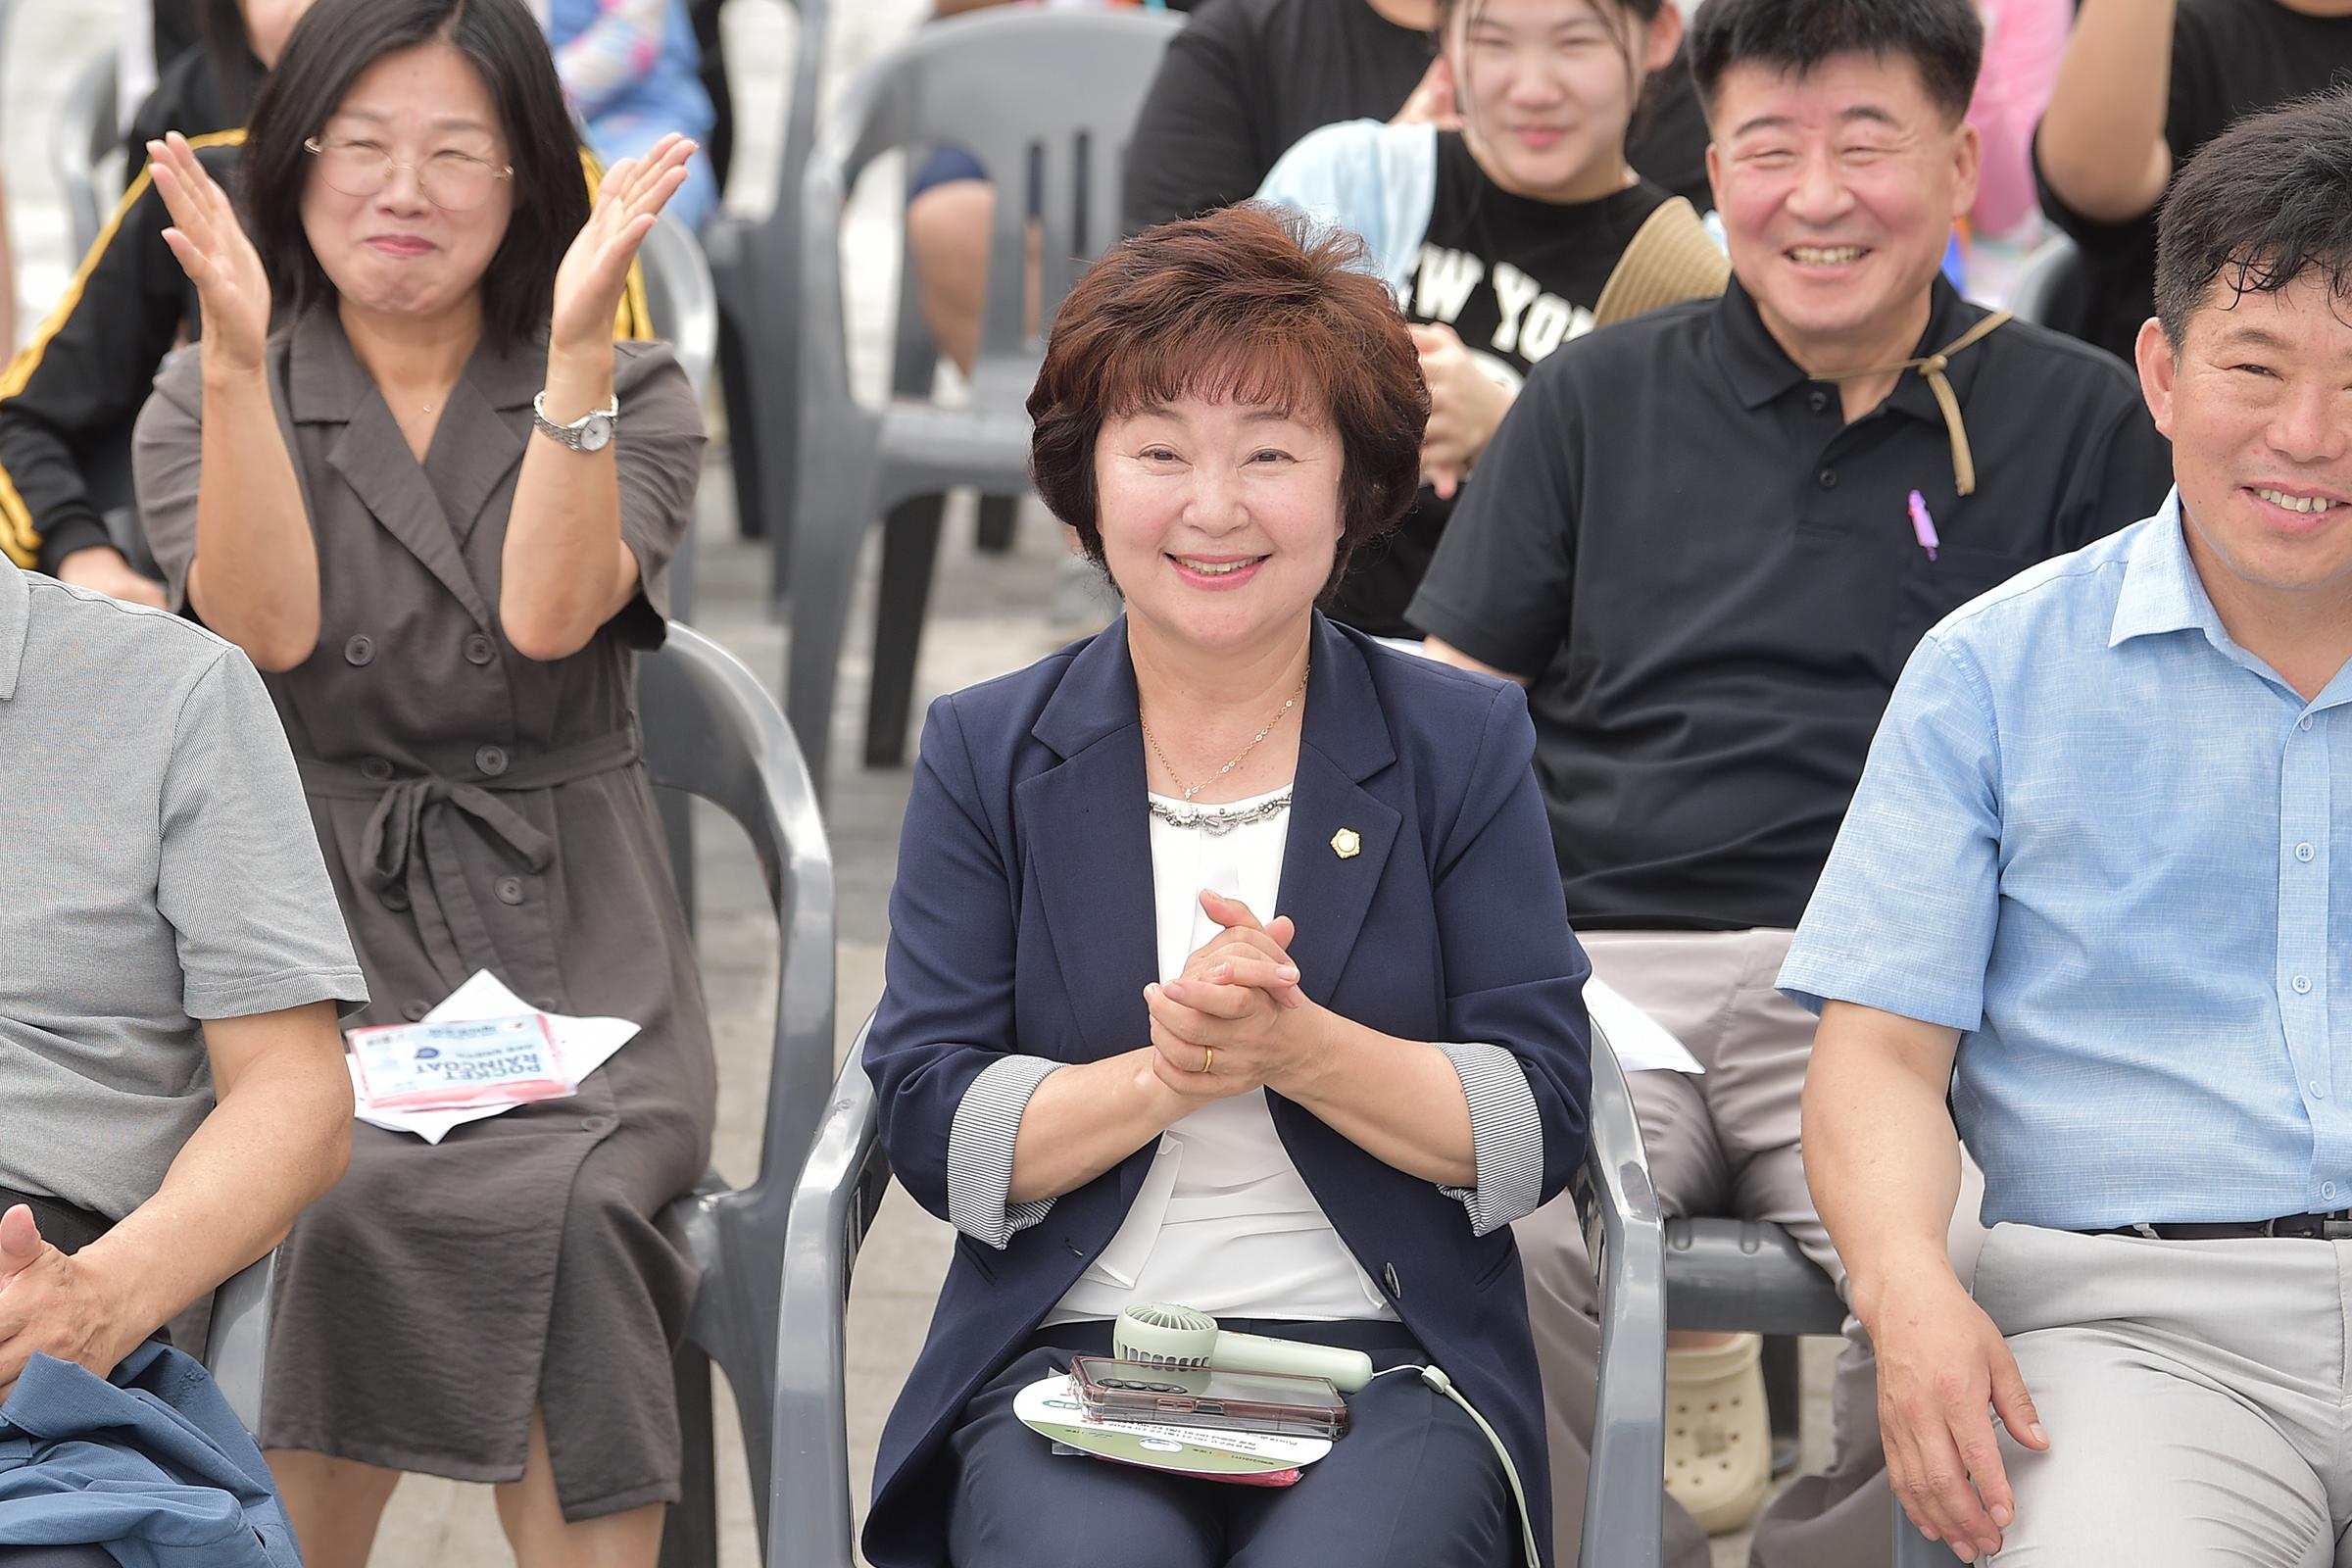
[579,414,613,453]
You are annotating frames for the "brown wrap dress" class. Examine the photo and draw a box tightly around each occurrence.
[132,303,717,1520]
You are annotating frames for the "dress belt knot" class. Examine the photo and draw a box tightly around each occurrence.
[299,727,641,989]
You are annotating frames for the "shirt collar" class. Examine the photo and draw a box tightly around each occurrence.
[0,552,26,703]
[1712,271,1982,416]
[286,301,543,422]
[2108,491,2226,650]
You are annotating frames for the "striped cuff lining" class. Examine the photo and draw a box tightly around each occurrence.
[1435,1042,1545,1236]
[946,1054,1062,1249]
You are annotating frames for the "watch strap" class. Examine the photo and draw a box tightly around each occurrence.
[530,390,620,449]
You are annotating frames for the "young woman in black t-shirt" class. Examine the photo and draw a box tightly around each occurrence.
[1259,0,1705,635]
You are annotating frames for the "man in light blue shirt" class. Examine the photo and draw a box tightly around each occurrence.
[1784,93,2352,1566]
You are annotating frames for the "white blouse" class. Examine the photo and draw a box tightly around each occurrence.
[1045,785,1394,1325]
[941,779,1549,1312]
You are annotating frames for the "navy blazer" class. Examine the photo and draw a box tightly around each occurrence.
[861,613,1592,1567]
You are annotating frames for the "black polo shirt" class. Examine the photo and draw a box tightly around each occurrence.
[1406,275,2174,932]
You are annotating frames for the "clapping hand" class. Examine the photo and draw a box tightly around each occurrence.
[1410,322,1517,501]
[152,132,271,375]
[1390,55,1462,131]
[549,133,697,357]
[1146,891,1327,1102]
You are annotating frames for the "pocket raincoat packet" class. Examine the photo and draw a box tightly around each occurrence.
[347,1013,575,1112]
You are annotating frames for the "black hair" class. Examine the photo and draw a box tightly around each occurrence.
[1689,0,1983,126]
[239,0,586,353]
[195,0,266,124]
[2155,90,2352,346]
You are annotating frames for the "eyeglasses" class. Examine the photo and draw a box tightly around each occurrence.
[302,135,514,212]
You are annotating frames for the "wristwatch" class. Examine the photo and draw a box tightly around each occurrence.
[530,390,618,453]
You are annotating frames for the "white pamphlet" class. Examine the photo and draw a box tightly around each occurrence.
[349,970,640,1144]
[1585,976,1705,1075]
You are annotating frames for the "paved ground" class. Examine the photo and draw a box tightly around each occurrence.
[3,3,1834,1561]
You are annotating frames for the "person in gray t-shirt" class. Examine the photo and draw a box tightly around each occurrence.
[0,550,365,1396]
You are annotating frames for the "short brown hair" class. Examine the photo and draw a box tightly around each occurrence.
[1028,204,1429,595]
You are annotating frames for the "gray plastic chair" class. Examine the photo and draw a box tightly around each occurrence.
[54,47,121,265]
[782,7,1181,801]
[1664,1219,1949,1566]
[765,1019,1668,1568]
[198,1250,277,1435]
[636,624,838,1565]
[1999,233,2084,328]
[632,214,721,924]
[703,0,827,549]
[640,213,721,404]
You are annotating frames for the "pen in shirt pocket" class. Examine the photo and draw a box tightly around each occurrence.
[1906,489,1940,561]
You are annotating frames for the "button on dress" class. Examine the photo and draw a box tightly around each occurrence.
[133,304,716,1520]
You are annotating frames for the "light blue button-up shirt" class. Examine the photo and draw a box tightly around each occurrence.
[1780,493,2352,1229]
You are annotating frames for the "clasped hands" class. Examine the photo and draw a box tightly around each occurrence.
[0,1204,137,1403]
[1142,890,1329,1104]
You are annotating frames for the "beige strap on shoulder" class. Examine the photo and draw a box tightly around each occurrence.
[1821,311,2013,496]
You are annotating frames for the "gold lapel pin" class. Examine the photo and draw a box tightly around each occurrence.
[1330,827,1362,859]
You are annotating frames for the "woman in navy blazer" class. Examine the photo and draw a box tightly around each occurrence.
[861,205,1591,1568]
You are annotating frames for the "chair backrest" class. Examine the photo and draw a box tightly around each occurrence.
[2000,233,2084,327]
[635,623,836,1201]
[55,46,120,263]
[749,0,828,239]
[637,212,720,401]
[800,8,1182,409]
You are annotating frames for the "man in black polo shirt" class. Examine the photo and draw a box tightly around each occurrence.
[1407,1,2172,1565]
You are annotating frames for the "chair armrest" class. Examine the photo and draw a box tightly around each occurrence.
[1663,1218,1846,1336]
[767,1023,891,1568]
[202,1250,278,1435]
[1570,1024,1666,1568]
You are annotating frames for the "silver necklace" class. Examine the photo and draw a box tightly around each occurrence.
[1147,789,1294,833]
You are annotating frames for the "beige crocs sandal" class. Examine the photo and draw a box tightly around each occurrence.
[1663,1332,1771,1535]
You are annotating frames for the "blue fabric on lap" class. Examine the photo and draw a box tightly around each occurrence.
[0,1342,298,1566]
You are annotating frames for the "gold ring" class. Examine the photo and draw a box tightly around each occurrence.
[1199,1046,1215,1075]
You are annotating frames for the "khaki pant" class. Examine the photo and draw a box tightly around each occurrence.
[1975,1223,2352,1566]
[1515,928,1985,1568]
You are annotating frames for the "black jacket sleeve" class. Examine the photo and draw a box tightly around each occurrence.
[0,142,224,572]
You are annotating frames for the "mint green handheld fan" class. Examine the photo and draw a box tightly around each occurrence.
[1111,1301,1376,1393]
[1109,1301,1541,1564]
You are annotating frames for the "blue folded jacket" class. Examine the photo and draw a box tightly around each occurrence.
[0,1342,300,1567]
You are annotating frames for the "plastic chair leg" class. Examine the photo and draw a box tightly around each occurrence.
[659,1346,719,1568]
[974,493,1016,554]
[864,495,945,769]
[718,319,766,546]
[1763,1333,1801,1476]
